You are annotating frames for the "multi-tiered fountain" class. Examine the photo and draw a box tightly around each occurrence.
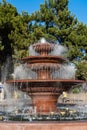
[6,38,84,115]
[0,38,86,130]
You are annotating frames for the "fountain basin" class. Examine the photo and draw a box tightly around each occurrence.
[21,56,67,64]
[6,79,84,114]
[6,79,84,84]
[0,121,87,130]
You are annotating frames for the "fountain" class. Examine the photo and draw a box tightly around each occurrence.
[6,38,84,114]
[0,38,86,130]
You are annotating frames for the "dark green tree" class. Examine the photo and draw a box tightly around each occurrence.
[29,0,87,80]
[9,11,31,59]
[75,60,87,81]
[0,0,18,79]
[0,0,31,80]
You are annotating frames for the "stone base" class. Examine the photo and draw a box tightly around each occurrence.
[0,121,87,130]
[31,93,58,113]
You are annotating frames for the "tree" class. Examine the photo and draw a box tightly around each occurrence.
[0,0,87,81]
[29,0,87,80]
[0,0,17,62]
[9,11,31,59]
[75,60,87,80]
[0,0,31,80]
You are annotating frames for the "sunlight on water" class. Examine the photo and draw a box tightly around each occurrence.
[40,37,47,44]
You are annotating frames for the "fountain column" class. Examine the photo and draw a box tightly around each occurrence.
[31,93,58,114]
[37,70,50,79]
[28,42,59,114]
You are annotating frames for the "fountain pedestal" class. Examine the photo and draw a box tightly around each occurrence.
[30,93,58,114]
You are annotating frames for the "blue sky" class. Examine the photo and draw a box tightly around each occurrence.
[0,0,87,24]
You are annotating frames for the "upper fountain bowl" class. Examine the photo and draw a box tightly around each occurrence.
[33,38,54,56]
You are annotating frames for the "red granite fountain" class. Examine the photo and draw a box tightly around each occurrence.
[1,38,86,130]
[6,38,84,115]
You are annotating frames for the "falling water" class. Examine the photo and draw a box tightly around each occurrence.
[29,38,68,57]
[52,63,76,79]
[14,64,37,79]
[50,44,67,57]
[0,59,32,114]
[29,45,39,56]
[0,82,32,113]
[1,57,13,82]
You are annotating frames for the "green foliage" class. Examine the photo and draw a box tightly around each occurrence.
[0,1,31,62]
[75,60,87,80]
[30,0,87,80]
[0,1,18,67]
[31,0,72,41]
[0,1,32,79]
[31,0,87,60]
[72,87,80,94]
[0,0,87,81]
